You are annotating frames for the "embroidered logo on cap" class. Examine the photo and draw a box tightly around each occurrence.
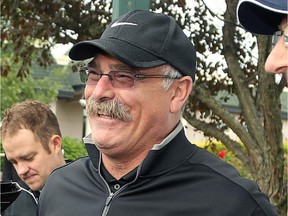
[111,21,138,28]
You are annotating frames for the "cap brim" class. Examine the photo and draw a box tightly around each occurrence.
[69,38,166,68]
[237,0,287,35]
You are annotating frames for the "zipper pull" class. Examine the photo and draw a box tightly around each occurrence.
[105,193,114,206]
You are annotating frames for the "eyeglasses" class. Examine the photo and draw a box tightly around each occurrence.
[79,67,180,88]
[272,24,288,48]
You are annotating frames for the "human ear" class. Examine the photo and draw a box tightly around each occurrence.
[170,76,193,113]
[50,135,62,153]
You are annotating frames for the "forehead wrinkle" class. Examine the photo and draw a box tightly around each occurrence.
[88,61,99,69]
[91,61,136,72]
[111,63,135,71]
[91,55,137,72]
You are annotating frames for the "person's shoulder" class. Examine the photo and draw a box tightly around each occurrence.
[41,156,97,200]
[47,156,92,181]
[189,145,236,169]
[187,146,257,190]
[187,146,278,215]
[52,156,91,174]
[43,156,93,191]
[2,189,38,216]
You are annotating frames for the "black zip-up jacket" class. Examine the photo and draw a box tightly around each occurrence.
[38,126,278,216]
[2,188,38,216]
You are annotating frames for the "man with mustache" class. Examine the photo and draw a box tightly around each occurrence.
[237,0,288,84]
[39,10,278,215]
[1,100,66,216]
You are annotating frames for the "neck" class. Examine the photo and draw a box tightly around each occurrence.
[101,149,148,180]
[59,157,66,166]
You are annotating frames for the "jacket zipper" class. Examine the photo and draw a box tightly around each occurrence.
[102,192,114,216]
[99,157,143,216]
[99,161,113,216]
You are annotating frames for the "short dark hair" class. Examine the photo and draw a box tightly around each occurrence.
[1,100,62,153]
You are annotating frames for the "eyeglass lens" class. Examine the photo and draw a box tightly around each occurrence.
[272,25,288,48]
[81,67,136,88]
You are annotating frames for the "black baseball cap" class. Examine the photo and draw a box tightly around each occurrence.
[69,10,196,81]
[237,0,288,35]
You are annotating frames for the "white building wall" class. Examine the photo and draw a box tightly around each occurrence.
[183,115,288,145]
[50,100,84,140]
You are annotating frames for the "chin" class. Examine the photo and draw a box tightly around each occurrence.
[93,137,113,147]
[29,185,41,191]
[27,182,43,192]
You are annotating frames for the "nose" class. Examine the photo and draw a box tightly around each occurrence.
[15,162,29,176]
[85,74,115,101]
[265,35,288,74]
[101,73,113,82]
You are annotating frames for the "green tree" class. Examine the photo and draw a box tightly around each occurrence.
[0,42,60,116]
[1,71,59,116]
[1,0,286,214]
[1,0,112,77]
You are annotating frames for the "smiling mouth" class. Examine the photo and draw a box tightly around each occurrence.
[97,110,111,118]
[87,97,132,121]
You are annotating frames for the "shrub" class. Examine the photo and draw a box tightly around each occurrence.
[200,140,288,180]
[201,141,252,179]
[62,136,88,161]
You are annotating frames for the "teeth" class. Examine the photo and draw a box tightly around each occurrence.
[97,110,109,116]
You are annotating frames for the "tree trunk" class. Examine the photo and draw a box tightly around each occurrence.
[184,0,286,215]
[223,0,285,214]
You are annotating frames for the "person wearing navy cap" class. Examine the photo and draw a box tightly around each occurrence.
[39,10,278,215]
[237,0,288,84]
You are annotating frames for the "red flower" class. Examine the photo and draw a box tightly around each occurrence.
[218,150,227,159]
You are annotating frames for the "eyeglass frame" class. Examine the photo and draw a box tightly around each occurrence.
[272,23,288,48]
[79,66,181,88]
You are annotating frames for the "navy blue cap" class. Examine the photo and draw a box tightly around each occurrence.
[69,10,196,80]
[237,0,288,35]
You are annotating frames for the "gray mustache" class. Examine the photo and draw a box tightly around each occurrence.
[86,97,132,121]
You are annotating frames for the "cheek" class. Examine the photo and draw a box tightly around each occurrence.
[137,95,170,122]
[84,86,93,99]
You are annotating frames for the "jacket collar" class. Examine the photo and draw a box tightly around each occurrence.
[84,122,196,177]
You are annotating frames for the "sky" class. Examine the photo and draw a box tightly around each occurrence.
[50,43,73,65]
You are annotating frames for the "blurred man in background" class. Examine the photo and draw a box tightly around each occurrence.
[1,100,66,216]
